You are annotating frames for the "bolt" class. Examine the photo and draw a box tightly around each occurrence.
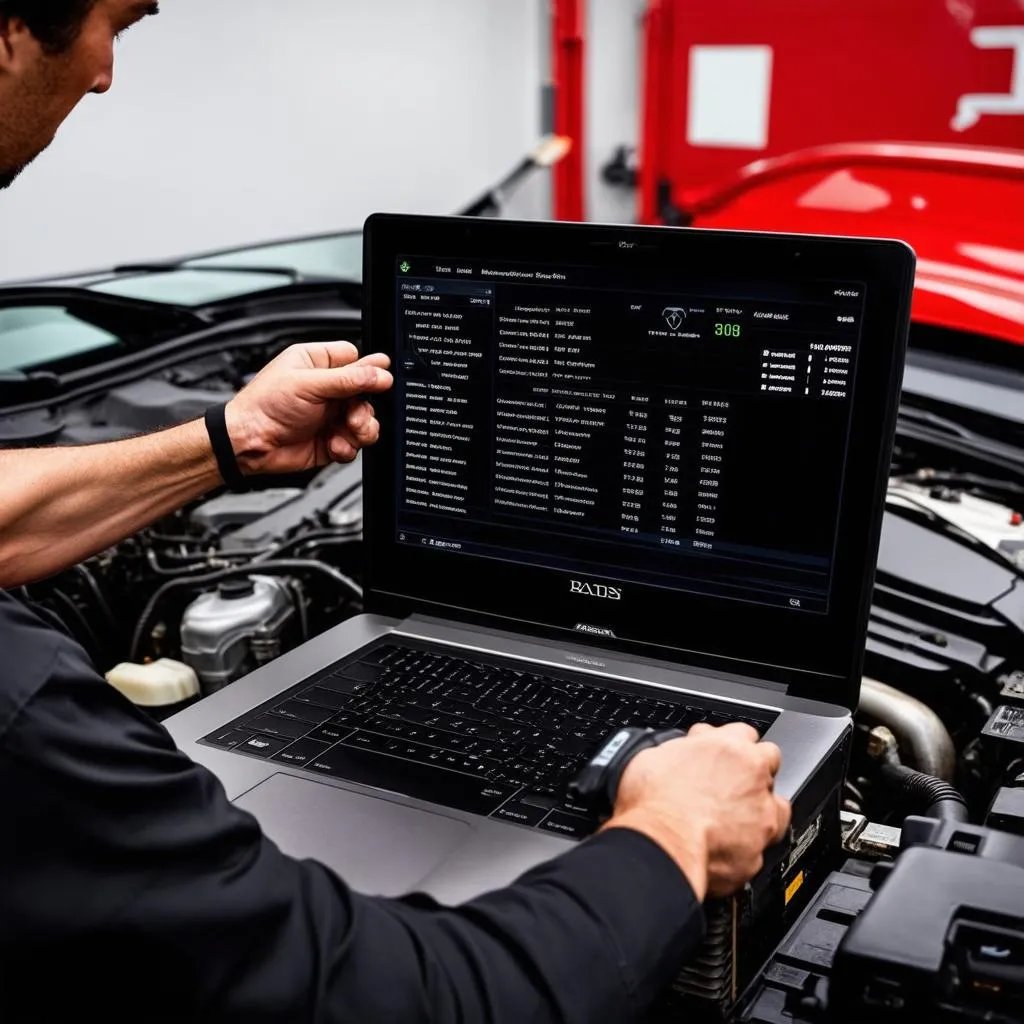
[867,726,898,759]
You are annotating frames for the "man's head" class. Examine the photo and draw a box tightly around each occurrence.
[0,0,158,189]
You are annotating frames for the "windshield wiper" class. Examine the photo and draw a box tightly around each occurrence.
[0,370,61,404]
[0,286,208,341]
[899,405,970,436]
[897,403,1024,481]
[110,262,363,311]
[114,262,304,281]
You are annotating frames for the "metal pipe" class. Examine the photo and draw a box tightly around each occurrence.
[552,0,587,220]
[859,677,956,781]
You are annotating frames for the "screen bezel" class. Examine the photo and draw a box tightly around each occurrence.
[362,213,914,711]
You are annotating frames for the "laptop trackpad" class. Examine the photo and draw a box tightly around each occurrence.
[235,773,474,897]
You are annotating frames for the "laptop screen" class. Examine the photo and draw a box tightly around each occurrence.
[392,258,862,616]
[364,216,913,705]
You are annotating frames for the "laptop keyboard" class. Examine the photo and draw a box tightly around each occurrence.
[203,643,774,840]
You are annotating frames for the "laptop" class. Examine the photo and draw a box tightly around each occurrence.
[167,214,914,910]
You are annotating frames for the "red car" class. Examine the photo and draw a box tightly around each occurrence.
[677,142,1024,349]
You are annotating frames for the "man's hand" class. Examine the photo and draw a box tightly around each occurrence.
[225,341,394,476]
[604,723,791,902]
[0,340,394,587]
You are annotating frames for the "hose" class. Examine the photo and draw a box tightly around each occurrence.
[143,548,253,578]
[285,579,310,643]
[72,564,117,632]
[257,529,361,562]
[878,755,969,823]
[859,677,956,781]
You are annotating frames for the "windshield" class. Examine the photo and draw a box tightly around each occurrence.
[91,268,298,307]
[185,232,364,281]
[0,231,365,373]
[0,307,119,373]
[18,231,365,310]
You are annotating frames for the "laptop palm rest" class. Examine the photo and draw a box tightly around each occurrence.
[235,774,473,897]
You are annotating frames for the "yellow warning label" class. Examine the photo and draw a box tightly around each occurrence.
[784,871,805,906]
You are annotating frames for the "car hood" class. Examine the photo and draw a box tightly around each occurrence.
[684,143,1024,348]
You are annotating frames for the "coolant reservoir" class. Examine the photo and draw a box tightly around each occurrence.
[180,575,294,692]
[106,659,201,720]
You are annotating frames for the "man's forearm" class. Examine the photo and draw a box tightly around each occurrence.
[0,420,220,587]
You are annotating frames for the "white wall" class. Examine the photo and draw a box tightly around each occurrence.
[0,0,546,281]
[586,0,645,225]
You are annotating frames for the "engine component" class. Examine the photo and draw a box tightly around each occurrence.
[737,868,873,1024]
[844,820,903,859]
[986,787,1024,836]
[102,379,232,433]
[888,480,1024,569]
[741,820,1024,1023]
[868,509,1022,710]
[218,461,362,552]
[868,481,1024,726]
[858,677,956,780]
[105,658,200,720]
[840,810,868,849]
[190,489,304,533]
[999,672,1024,708]
[876,757,969,822]
[980,704,1024,775]
[834,838,1024,1022]
[180,576,295,691]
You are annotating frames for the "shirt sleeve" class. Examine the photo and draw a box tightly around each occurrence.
[0,645,705,1024]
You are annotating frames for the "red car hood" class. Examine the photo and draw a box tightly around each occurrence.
[683,143,1024,348]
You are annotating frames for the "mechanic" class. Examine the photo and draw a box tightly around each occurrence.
[0,3,791,1022]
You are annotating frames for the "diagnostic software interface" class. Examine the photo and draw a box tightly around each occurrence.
[392,256,865,614]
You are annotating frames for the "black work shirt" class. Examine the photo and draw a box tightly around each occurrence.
[0,589,705,1023]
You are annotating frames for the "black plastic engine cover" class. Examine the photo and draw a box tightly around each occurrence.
[100,380,232,433]
[866,511,1023,708]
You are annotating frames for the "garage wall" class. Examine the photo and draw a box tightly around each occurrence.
[0,0,547,281]
[586,0,646,226]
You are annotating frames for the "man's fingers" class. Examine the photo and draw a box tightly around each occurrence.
[758,740,783,778]
[329,415,381,461]
[715,722,761,744]
[348,417,381,448]
[286,342,390,373]
[773,795,792,842]
[353,353,391,371]
[344,403,381,448]
[302,365,394,400]
[329,434,359,463]
[296,341,359,369]
[686,721,756,743]
[346,400,375,433]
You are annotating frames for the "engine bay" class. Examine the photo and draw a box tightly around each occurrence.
[11,334,366,700]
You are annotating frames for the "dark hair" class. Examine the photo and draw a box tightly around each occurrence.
[0,0,98,53]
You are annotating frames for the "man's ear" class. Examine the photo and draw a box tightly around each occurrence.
[0,15,38,75]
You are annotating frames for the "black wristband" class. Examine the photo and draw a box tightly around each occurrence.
[204,403,246,492]
[568,726,688,818]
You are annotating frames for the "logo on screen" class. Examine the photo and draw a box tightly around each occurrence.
[663,307,687,331]
[570,580,623,601]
